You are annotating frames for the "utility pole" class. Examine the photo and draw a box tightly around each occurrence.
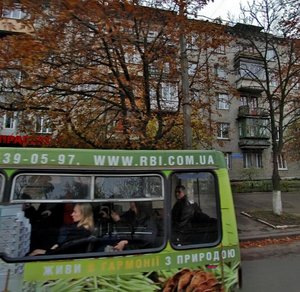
[179,2,192,150]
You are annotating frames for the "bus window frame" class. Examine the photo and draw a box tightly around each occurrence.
[0,172,5,201]
[10,172,94,202]
[10,171,165,203]
[169,169,222,250]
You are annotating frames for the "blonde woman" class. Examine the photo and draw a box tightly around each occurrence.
[29,203,94,256]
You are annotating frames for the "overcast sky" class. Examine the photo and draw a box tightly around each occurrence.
[199,0,249,21]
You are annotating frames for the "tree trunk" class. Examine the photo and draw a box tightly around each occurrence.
[179,2,192,150]
[272,190,282,215]
[272,155,282,215]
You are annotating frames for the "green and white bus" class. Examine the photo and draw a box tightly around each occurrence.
[0,147,241,291]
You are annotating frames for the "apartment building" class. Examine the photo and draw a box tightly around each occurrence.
[0,3,299,182]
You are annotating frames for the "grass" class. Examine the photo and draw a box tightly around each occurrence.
[247,210,300,226]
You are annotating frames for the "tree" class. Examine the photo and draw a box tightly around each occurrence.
[235,0,300,215]
[0,0,232,150]
[279,0,300,160]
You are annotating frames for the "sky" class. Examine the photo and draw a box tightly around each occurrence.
[199,0,248,21]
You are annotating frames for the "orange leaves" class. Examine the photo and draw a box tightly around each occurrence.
[240,235,300,248]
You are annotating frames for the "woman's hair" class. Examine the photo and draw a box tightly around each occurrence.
[76,203,94,231]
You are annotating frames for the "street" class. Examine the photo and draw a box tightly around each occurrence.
[240,239,300,292]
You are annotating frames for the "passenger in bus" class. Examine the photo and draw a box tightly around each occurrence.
[104,201,158,251]
[21,193,37,225]
[29,203,94,256]
[172,185,194,232]
[29,202,65,250]
[172,185,217,244]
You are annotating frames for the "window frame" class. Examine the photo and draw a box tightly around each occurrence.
[277,153,288,170]
[170,170,221,249]
[217,122,230,139]
[3,112,17,129]
[217,93,230,110]
[243,152,263,168]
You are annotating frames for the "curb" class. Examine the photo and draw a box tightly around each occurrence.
[240,211,300,229]
[239,230,300,242]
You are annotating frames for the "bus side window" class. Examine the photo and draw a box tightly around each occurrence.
[171,172,219,247]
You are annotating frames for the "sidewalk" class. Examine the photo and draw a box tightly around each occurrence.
[232,192,300,241]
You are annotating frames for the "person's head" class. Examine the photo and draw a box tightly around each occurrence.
[175,185,186,200]
[21,193,32,210]
[72,203,94,231]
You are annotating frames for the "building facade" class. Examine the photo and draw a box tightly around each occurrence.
[0,3,299,182]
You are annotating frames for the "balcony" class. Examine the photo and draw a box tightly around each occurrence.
[238,116,270,150]
[235,77,264,92]
[239,138,271,149]
[238,106,269,118]
[234,52,265,92]
[0,18,31,35]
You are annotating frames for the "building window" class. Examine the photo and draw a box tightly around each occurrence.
[215,65,227,80]
[2,5,26,19]
[150,82,179,111]
[239,61,265,80]
[239,118,268,138]
[243,152,263,168]
[3,112,17,129]
[36,116,52,134]
[188,62,197,75]
[217,94,230,110]
[240,95,258,109]
[217,122,229,139]
[266,49,276,61]
[277,154,287,170]
[215,44,225,54]
[223,152,232,169]
[0,70,22,91]
[124,51,141,64]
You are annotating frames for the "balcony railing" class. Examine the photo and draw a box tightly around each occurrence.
[238,105,269,117]
[239,138,271,149]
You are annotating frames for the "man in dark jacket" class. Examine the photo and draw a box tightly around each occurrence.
[171,185,194,243]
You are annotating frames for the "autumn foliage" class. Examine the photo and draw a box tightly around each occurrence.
[0,0,231,149]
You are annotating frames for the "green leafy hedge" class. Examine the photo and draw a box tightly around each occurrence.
[231,179,300,193]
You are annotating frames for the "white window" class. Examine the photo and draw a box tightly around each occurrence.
[3,112,17,129]
[275,126,280,141]
[223,152,232,169]
[215,66,227,80]
[217,122,229,139]
[187,35,198,50]
[217,94,230,110]
[215,44,225,54]
[147,30,158,42]
[36,116,52,134]
[2,5,26,19]
[161,82,178,107]
[277,154,287,170]
[124,51,141,64]
[188,62,197,75]
[243,152,263,168]
[266,49,276,61]
[269,72,278,87]
[239,61,265,80]
[150,82,179,111]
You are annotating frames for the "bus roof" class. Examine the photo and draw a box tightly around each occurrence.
[0,147,227,169]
